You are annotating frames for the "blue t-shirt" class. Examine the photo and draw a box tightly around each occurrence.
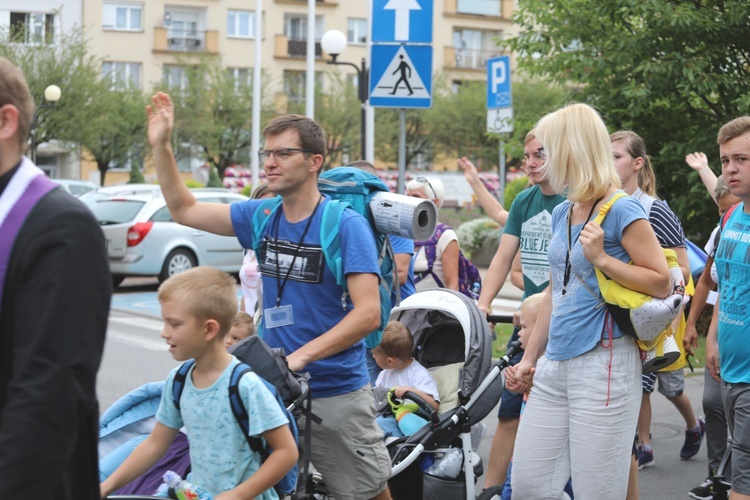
[390,235,416,304]
[156,357,289,498]
[715,203,750,384]
[546,193,646,360]
[231,196,380,397]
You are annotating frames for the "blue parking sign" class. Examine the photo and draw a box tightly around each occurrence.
[487,56,511,109]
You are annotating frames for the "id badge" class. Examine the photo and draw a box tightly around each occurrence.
[264,304,294,328]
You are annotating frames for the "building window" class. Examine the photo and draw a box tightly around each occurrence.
[102,62,142,90]
[347,18,366,44]
[176,143,204,173]
[457,0,500,16]
[283,70,323,106]
[227,68,252,91]
[102,2,143,31]
[163,65,188,90]
[227,10,255,38]
[10,12,55,44]
[108,147,143,171]
[453,28,501,69]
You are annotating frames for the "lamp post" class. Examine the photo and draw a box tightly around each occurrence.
[320,29,368,160]
[30,84,62,165]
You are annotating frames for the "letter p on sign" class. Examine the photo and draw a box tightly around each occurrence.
[486,55,511,109]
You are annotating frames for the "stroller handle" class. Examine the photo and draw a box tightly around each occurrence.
[399,391,440,426]
[487,313,514,324]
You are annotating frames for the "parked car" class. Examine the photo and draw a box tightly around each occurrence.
[78,183,162,207]
[90,190,248,287]
[52,179,99,197]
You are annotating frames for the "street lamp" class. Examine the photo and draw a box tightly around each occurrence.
[30,84,62,165]
[320,29,368,160]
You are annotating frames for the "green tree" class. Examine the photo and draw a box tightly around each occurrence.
[503,0,750,239]
[374,108,433,168]
[0,28,107,151]
[165,58,274,181]
[80,86,147,186]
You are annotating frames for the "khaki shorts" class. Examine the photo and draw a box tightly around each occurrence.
[301,385,391,500]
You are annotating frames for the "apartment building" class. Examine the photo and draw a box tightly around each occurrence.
[1,0,516,183]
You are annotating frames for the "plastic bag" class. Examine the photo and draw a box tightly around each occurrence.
[425,448,463,479]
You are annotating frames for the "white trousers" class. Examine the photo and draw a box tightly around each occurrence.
[511,336,641,500]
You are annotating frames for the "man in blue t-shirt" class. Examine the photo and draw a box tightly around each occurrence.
[708,116,750,500]
[476,129,565,489]
[146,92,392,500]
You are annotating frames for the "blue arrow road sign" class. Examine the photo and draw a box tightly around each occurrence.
[372,0,433,44]
[487,55,512,109]
[369,44,432,108]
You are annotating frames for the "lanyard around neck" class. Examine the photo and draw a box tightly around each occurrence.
[563,197,603,295]
[273,196,322,307]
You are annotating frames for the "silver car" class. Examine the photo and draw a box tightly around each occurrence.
[91,190,248,287]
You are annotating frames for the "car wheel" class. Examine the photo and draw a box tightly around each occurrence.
[112,275,126,288]
[158,248,196,283]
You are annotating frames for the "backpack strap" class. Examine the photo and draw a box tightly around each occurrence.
[319,199,351,291]
[592,192,628,226]
[172,360,195,411]
[720,203,740,231]
[228,363,264,453]
[250,197,283,254]
[414,223,448,286]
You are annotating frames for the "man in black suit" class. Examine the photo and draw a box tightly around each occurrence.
[0,57,111,498]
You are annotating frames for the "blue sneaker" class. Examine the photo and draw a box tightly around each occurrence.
[637,445,655,469]
[681,419,706,460]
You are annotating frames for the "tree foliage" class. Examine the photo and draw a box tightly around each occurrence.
[165,57,274,181]
[503,0,750,239]
[0,28,106,148]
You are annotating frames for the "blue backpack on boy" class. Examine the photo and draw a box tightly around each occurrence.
[250,167,398,349]
[172,360,299,496]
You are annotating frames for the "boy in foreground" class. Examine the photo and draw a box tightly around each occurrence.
[101,267,297,499]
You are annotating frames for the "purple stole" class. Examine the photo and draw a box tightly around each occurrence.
[0,158,58,307]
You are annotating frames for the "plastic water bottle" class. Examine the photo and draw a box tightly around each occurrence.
[471,281,481,301]
[163,470,213,500]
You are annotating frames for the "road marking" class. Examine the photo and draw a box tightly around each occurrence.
[110,315,164,331]
[107,316,166,351]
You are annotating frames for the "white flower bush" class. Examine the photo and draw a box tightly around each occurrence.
[456,217,502,256]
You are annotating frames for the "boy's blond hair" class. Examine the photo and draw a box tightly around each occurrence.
[378,321,413,360]
[232,311,255,338]
[520,293,544,318]
[158,267,238,336]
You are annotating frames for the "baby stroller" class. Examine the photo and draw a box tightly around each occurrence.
[100,335,314,499]
[385,289,519,500]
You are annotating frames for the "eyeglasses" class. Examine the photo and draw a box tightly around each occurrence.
[416,176,436,199]
[258,148,313,162]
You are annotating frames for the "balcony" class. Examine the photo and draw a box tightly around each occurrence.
[444,0,511,20]
[445,47,502,70]
[274,34,322,59]
[153,27,219,54]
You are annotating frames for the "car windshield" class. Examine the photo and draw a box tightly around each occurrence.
[91,200,145,225]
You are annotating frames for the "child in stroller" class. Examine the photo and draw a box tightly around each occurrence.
[373,321,441,438]
[384,289,521,500]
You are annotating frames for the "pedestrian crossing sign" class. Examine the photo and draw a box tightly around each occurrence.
[369,44,432,109]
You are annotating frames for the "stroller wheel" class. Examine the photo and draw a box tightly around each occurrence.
[477,485,504,500]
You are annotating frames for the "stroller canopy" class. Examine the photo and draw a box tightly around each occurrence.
[389,289,494,401]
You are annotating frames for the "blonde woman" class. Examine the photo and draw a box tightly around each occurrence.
[505,103,671,499]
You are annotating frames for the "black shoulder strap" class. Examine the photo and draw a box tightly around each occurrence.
[228,363,266,455]
[172,360,195,410]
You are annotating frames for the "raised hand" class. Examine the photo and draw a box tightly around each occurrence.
[146,92,175,148]
[458,156,480,184]
[685,152,709,172]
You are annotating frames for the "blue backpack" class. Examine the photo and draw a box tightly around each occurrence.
[250,167,398,349]
[172,360,299,496]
